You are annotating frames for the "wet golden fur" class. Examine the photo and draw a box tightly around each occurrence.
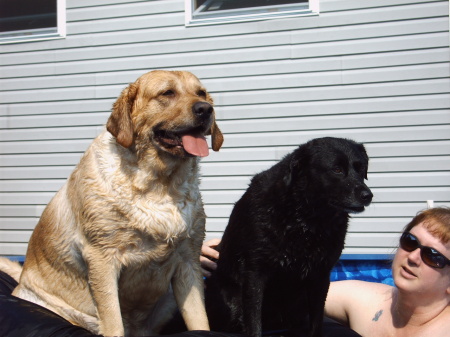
[0,70,223,336]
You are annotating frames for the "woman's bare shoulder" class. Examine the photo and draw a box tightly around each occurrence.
[330,280,393,303]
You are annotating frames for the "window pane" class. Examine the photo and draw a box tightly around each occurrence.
[0,0,57,33]
[200,0,305,11]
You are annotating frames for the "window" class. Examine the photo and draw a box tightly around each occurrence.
[186,0,319,26]
[0,0,66,44]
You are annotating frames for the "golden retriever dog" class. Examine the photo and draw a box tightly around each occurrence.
[0,70,223,336]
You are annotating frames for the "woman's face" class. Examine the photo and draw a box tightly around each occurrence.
[392,222,450,297]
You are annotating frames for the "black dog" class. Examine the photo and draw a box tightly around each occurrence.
[205,137,373,337]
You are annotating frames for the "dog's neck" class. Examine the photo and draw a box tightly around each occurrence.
[133,149,200,195]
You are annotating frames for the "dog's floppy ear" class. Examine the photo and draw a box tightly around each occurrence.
[106,83,138,148]
[283,156,299,186]
[211,121,224,152]
[358,143,369,179]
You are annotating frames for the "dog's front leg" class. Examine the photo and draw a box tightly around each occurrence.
[242,272,266,337]
[172,261,210,331]
[307,276,330,337]
[86,255,124,336]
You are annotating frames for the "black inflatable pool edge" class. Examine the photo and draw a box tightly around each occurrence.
[0,271,360,337]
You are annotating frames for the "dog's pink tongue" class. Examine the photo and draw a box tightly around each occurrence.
[181,134,209,157]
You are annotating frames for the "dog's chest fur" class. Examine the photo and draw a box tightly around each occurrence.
[69,131,205,265]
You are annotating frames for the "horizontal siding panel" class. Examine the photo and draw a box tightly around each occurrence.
[218,110,450,135]
[2,32,448,79]
[0,243,28,256]
[68,0,184,22]
[0,68,450,105]
[0,167,74,180]
[201,172,450,191]
[216,94,450,120]
[345,233,399,248]
[340,247,395,255]
[2,48,449,92]
[67,0,155,9]
[2,110,449,141]
[0,218,38,230]
[0,113,108,130]
[2,93,448,119]
[204,203,450,220]
[0,206,45,217]
[2,16,448,68]
[2,125,449,155]
[2,140,449,167]
[0,140,92,155]
[1,187,448,206]
[199,187,450,205]
[0,100,111,117]
[368,157,450,173]
[0,200,442,218]
[206,218,411,235]
[0,154,84,167]
[0,171,447,194]
[0,180,66,192]
[206,64,450,93]
[348,218,410,233]
[0,126,105,142]
[1,155,449,180]
[365,141,450,158]
[322,0,442,11]
[0,230,32,242]
[219,125,450,148]
[214,79,450,106]
[67,13,183,35]
[0,168,450,193]
[204,141,450,163]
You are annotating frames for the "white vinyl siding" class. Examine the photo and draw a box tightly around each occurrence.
[0,0,449,257]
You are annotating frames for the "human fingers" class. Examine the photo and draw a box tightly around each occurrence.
[200,255,217,277]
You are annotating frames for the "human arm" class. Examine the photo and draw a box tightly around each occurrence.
[200,238,221,278]
[325,280,392,333]
[324,281,357,326]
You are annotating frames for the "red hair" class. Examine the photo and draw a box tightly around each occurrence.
[403,207,450,243]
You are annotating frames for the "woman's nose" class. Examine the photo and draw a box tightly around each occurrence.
[408,247,422,265]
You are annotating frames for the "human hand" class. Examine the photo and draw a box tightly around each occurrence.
[200,238,221,278]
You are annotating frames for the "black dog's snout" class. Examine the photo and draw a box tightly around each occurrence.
[360,189,373,204]
[193,101,213,119]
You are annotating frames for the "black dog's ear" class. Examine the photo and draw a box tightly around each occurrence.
[358,144,369,180]
[283,157,299,186]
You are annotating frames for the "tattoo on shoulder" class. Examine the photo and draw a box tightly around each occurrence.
[372,310,383,322]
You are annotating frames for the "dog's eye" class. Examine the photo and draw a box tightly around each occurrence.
[197,90,207,98]
[162,90,175,96]
[332,167,343,174]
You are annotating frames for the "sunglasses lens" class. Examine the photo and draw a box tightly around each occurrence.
[422,247,445,269]
[400,233,418,252]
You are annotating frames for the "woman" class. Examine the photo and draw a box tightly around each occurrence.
[325,207,450,337]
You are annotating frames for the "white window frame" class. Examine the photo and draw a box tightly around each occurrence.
[0,0,66,44]
[186,0,319,26]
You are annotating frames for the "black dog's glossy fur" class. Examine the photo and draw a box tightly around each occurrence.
[205,137,373,337]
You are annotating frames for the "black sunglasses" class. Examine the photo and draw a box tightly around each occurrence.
[400,232,450,269]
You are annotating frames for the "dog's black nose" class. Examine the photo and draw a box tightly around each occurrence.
[193,101,213,119]
[360,189,373,204]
